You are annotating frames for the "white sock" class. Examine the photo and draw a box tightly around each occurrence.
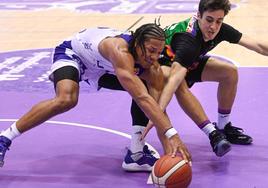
[202,123,216,136]
[218,113,230,130]
[0,122,21,140]
[130,125,145,153]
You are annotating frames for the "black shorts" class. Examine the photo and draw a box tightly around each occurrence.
[98,73,147,91]
[185,55,210,88]
[98,73,125,91]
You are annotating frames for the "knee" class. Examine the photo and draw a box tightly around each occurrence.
[225,65,238,84]
[54,95,78,113]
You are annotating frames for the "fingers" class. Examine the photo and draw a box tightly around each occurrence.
[186,150,192,163]
[140,129,149,141]
[140,129,149,140]
[172,147,191,165]
[178,148,191,163]
[169,135,192,163]
[178,142,192,163]
[171,145,178,158]
[169,136,178,158]
[178,148,187,161]
[140,121,154,140]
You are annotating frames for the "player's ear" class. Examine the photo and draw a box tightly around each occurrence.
[197,11,201,19]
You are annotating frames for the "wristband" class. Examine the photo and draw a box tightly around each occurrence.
[165,127,178,139]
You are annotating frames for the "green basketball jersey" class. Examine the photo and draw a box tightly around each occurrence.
[164,16,197,45]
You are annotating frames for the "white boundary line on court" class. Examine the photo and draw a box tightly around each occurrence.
[0,118,158,184]
[0,119,159,151]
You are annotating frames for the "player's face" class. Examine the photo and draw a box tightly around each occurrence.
[198,9,225,41]
[136,38,165,69]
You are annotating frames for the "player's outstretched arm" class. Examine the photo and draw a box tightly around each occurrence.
[158,62,187,111]
[100,37,191,162]
[238,35,268,56]
[101,38,171,133]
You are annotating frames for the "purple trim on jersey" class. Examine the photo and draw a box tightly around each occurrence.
[218,108,231,114]
[52,40,86,77]
[53,40,72,63]
[120,34,132,43]
[198,120,211,129]
[191,20,198,36]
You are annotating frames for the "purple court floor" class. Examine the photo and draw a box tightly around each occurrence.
[1,67,268,188]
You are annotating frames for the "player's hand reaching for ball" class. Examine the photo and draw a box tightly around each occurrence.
[141,123,192,164]
[168,134,192,164]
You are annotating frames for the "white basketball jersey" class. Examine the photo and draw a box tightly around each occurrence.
[71,27,124,73]
[50,27,130,92]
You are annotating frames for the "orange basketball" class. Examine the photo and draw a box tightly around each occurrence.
[151,155,192,188]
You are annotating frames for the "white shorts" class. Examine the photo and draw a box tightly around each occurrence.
[49,40,107,92]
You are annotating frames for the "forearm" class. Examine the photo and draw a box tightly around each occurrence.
[116,68,173,134]
[158,78,180,111]
[134,94,172,134]
[144,65,164,104]
[259,43,268,56]
[158,63,187,111]
[239,35,268,56]
[148,87,161,103]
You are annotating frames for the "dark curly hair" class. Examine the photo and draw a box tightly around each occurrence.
[128,23,165,60]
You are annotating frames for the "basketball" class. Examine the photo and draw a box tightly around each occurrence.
[151,155,192,188]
